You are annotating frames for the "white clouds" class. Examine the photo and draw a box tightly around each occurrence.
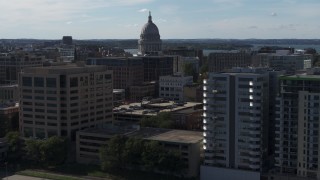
[271,12,277,16]
[66,21,73,25]
[138,8,149,12]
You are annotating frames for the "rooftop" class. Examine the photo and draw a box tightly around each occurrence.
[129,127,203,144]
[23,63,107,74]
[113,101,202,116]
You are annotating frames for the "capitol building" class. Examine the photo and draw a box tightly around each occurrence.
[138,12,162,55]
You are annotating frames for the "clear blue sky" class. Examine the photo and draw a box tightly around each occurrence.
[0,0,319,39]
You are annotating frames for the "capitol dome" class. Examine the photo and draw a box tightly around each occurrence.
[138,11,162,55]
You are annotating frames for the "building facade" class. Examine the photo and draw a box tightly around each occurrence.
[19,64,113,140]
[86,57,144,90]
[274,68,320,179]
[202,69,270,179]
[208,51,251,73]
[142,56,173,82]
[159,74,193,102]
[138,12,162,55]
[0,52,44,85]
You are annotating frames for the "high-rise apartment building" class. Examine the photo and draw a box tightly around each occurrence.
[19,63,113,140]
[274,68,320,179]
[201,68,270,180]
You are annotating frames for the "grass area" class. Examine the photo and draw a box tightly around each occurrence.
[17,170,80,180]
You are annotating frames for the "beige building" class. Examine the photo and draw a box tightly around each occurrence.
[19,63,113,140]
[208,51,251,73]
[76,126,202,178]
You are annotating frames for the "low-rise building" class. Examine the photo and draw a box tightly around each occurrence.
[129,81,156,101]
[76,126,202,178]
[0,102,19,137]
[113,99,202,128]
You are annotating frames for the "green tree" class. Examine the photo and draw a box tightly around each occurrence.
[142,141,165,170]
[100,135,127,171]
[24,136,67,166]
[40,136,68,166]
[5,131,22,161]
[140,112,174,129]
[24,139,42,163]
[123,138,144,166]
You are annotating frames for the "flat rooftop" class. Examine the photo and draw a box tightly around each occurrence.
[23,63,107,74]
[280,74,320,81]
[113,101,202,116]
[78,125,136,136]
[129,127,203,144]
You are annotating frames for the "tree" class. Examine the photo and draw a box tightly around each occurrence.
[100,135,127,171]
[24,138,42,163]
[141,141,165,170]
[123,138,144,166]
[5,131,22,161]
[140,112,174,129]
[24,136,67,166]
[40,136,67,166]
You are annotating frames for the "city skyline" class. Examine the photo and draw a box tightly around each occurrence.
[1,0,320,39]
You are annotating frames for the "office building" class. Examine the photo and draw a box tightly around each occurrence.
[62,36,73,45]
[19,63,113,140]
[86,57,144,90]
[159,74,193,102]
[201,69,270,180]
[208,51,251,73]
[113,89,125,107]
[142,56,173,82]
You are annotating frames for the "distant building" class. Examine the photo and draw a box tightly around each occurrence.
[142,56,173,82]
[129,81,156,101]
[19,64,113,140]
[252,51,312,74]
[138,12,162,55]
[0,52,44,85]
[159,74,193,102]
[208,51,251,73]
[86,57,144,91]
[62,36,73,45]
[164,47,203,66]
[76,126,202,178]
[173,56,199,77]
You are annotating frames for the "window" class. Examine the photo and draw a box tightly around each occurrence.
[46,78,56,87]
[22,77,32,86]
[70,77,78,87]
[34,77,44,87]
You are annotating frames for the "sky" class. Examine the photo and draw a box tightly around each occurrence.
[0,0,320,39]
